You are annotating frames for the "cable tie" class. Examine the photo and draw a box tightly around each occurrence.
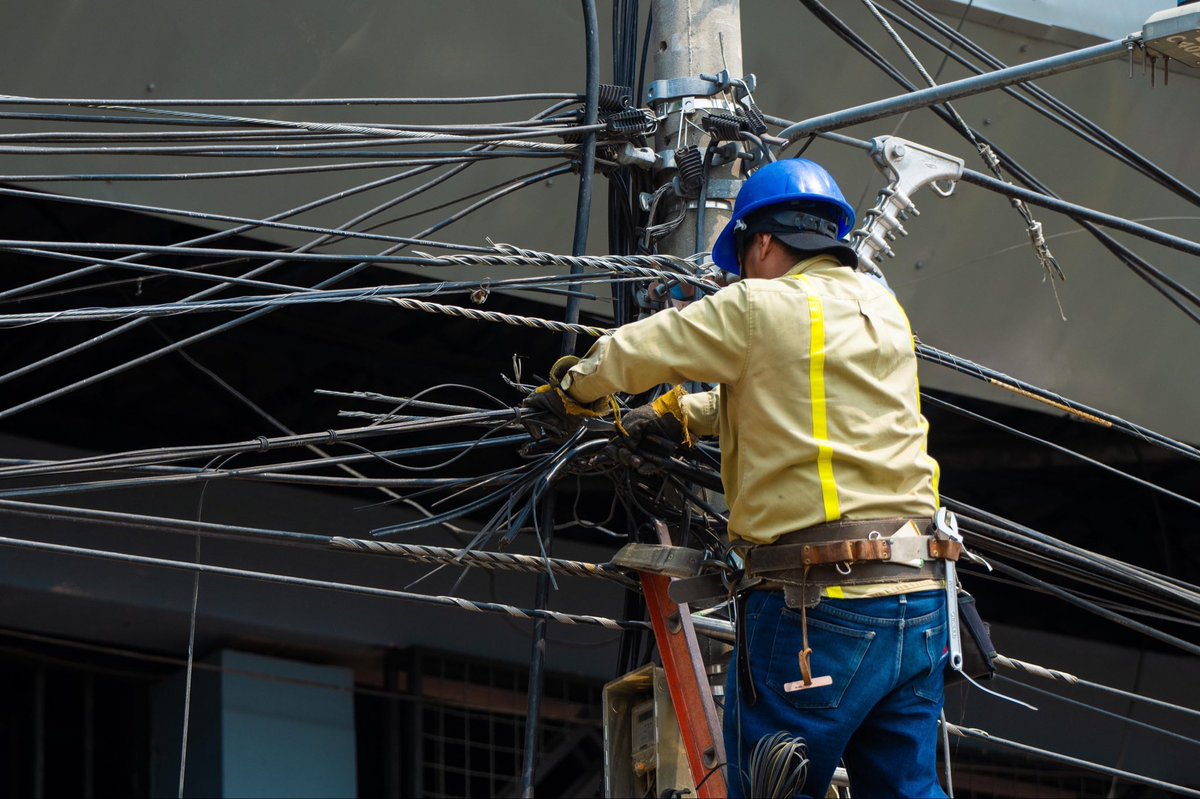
[327,429,340,444]
[256,436,270,452]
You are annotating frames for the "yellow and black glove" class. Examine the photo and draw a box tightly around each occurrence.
[609,385,696,471]
[621,403,685,445]
[521,355,614,441]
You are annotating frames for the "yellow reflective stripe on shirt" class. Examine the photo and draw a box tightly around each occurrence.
[794,275,840,522]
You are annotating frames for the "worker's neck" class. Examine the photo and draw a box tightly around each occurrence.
[743,236,801,280]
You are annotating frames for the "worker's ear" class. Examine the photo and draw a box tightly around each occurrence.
[760,232,783,263]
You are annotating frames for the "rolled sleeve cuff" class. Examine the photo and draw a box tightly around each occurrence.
[679,389,720,438]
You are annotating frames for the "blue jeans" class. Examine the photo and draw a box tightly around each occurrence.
[723,590,948,798]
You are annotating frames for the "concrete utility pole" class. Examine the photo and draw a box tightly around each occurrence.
[649,0,746,260]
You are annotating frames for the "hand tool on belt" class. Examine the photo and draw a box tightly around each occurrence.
[655,516,962,610]
[610,516,965,702]
[744,516,963,692]
[743,516,961,609]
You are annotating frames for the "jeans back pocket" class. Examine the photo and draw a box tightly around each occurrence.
[764,610,876,710]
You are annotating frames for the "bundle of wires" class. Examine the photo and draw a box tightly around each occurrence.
[748,731,810,798]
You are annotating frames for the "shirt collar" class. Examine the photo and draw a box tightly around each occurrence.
[783,254,843,278]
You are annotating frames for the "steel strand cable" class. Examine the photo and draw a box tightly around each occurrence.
[990,675,1200,749]
[327,538,634,587]
[385,297,613,338]
[0,496,631,585]
[0,534,647,633]
[0,96,578,389]
[994,654,1200,722]
[0,162,574,419]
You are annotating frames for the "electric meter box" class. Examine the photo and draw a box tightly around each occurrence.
[602,664,695,798]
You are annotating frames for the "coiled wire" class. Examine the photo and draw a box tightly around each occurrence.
[749,731,809,798]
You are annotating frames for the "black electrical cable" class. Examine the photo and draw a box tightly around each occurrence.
[0,96,581,387]
[916,342,1200,464]
[0,128,369,142]
[947,503,1200,619]
[341,163,570,238]
[958,168,1200,260]
[943,722,1200,798]
[0,252,291,306]
[560,0,601,356]
[0,93,584,107]
[0,158,458,314]
[820,6,1200,323]
[871,2,1182,209]
[4,247,314,296]
[0,134,595,156]
[992,675,1200,749]
[795,0,1200,325]
[54,101,591,149]
[978,557,1200,657]
[948,496,1200,596]
[0,156,526,183]
[0,185,493,301]
[887,0,1200,208]
[0,410,521,481]
[748,731,809,798]
[922,393,1200,512]
[0,162,572,418]
[964,569,1200,631]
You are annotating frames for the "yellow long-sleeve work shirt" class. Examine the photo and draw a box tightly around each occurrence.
[563,255,940,547]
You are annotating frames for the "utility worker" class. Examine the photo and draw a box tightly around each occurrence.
[528,158,948,798]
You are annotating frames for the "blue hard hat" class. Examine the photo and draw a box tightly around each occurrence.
[712,158,856,274]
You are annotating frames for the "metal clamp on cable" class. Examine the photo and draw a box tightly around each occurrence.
[645,72,757,106]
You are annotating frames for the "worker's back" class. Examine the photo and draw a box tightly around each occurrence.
[714,254,939,544]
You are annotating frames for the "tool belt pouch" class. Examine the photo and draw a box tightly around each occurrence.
[744,517,951,609]
[948,589,997,684]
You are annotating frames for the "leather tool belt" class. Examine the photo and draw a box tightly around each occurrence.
[745,516,961,608]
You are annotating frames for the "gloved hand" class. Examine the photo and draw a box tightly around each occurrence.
[520,355,612,441]
[620,403,685,445]
[608,387,693,471]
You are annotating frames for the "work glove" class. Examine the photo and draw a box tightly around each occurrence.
[620,403,685,446]
[608,386,694,471]
[520,355,613,442]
